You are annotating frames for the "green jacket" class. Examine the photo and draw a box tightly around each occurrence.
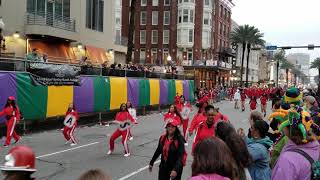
[270,135,289,168]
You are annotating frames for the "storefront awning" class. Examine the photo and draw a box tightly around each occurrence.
[85,45,108,64]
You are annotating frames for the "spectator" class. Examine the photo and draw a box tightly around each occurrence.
[0,145,36,180]
[246,120,273,180]
[26,48,40,61]
[41,53,48,63]
[271,118,320,180]
[149,118,185,180]
[78,169,109,180]
[216,121,252,180]
[190,137,238,180]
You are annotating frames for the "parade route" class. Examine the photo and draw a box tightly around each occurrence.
[0,100,272,180]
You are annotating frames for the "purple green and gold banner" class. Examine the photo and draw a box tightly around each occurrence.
[0,72,195,121]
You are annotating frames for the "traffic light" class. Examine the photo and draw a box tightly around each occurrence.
[308,44,314,50]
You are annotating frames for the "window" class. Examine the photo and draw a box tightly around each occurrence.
[163,30,170,44]
[152,30,158,44]
[202,30,210,45]
[177,29,181,43]
[152,0,158,6]
[141,0,147,6]
[140,30,146,44]
[140,49,146,63]
[204,0,210,6]
[183,9,188,22]
[86,0,104,32]
[220,5,223,17]
[189,29,193,43]
[140,11,146,25]
[164,11,170,25]
[190,10,194,23]
[164,0,170,5]
[220,22,223,34]
[152,11,158,25]
[163,49,169,64]
[115,10,121,25]
[225,8,227,20]
[188,50,193,61]
[203,11,210,25]
[151,49,157,64]
[178,10,182,23]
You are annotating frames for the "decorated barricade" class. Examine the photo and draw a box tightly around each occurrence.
[0,72,195,122]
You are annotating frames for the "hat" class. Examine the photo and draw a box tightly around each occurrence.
[166,118,180,127]
[0,145,36,172]
[282,87,302,105]
[8,96,15,101]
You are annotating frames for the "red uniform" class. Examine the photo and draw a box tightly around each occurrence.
[176,102,192,138]
[260,96,267,105]
[174,95,180,105]
[109,111,135,154]
[250,99,257,110]
[164,112,182,125]
[0,105,21,146]
[188,113,207,134]
[192,121,215,153]
[63,110,79,144]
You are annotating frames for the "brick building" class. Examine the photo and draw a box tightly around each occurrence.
[122,0,234,87]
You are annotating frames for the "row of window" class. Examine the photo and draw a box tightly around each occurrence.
[140,30,170,44]
[177,29,194,43]
[140,0,170,6]
[178,9,194,23]
[220,5,231,20]
[139,48,171,63]
[219,22,230,36]
[178,0,195,3]
[140,11,170,25]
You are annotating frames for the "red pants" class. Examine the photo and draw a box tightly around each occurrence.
[5,119,20,145]
[182,119,189,138]
[109,129,130,154]
[63,125,76,143]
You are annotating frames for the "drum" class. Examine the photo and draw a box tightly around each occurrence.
[64,114,77,128]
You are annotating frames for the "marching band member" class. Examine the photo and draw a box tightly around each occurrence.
[108,103,135,157]
[127,101,138,141]
[176,95,192,140]
[63,103,79,146]
[188,103,207,136]
[164,104,183,128]
[0,96,21,147]
[174,93,180,105]
[260,93,268,117]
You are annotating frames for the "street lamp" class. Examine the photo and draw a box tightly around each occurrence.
[0,17,5,57]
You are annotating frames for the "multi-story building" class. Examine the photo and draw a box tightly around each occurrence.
[287,53,310,77]
[0,0,126,64]
[122,0,234,88]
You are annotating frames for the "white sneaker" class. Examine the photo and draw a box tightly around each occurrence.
[129,136,133,141]
[184,143,188,146]
[124,153,131,157]
[107,150,113,155]
[65,140,70,145]
[70,143,77,146]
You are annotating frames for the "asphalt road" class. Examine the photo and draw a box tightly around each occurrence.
[0,100,272,180]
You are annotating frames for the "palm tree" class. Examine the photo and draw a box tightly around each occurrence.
[126,0,137,63]
[230,25,251,87]
[245,27,265,87]
[274,50,286,87]
[311,57,320,95]
[280,59,294,86]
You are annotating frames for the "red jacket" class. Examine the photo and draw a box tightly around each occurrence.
[115,111,135,123]
[198,95,209,104]
[189,113,207,133]
[0,105,21,122]
[174,95,180,105]
[164,112,182,125]
[260,96,267,105]
[193,121,215,152]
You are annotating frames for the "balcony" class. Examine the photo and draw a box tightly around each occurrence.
[218,47,236,58]
[25,12,78,41]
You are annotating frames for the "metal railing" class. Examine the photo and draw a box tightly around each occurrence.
[0,57,195,80]
[26,12,76,32]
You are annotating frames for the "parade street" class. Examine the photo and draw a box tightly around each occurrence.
[0,100,272,180]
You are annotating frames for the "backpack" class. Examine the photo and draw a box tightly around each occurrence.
[160,135,187,166]
[288,149,320,180]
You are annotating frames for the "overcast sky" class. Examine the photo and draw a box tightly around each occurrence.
[232,0,320,77]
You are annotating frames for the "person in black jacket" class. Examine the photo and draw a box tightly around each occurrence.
[149,119,185,180]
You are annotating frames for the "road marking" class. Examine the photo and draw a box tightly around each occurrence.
[36,141,100,159]
[118,160,161,180]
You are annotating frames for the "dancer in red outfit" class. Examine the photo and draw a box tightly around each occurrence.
[192,105,217,154]
[249,97,257,111]
[164,104,183,127]
[0,96,21,147]
[176,95,192,144]
[63,103,79,146]
[108,103,135,157]
[260,94,268,117]
[174,93,180,105]
[189,104,207,137]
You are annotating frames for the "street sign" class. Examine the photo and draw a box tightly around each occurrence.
[266,46,277,50]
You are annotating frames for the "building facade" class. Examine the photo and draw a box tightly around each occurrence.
[287,53,310,77]
[0,0,126,64]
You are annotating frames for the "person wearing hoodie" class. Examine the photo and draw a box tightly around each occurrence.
[246,119,273,180]
[189,137,238,180]
[271,119,320,180]
[216,121,252,180]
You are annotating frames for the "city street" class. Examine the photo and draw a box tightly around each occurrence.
[0,100,272,180]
